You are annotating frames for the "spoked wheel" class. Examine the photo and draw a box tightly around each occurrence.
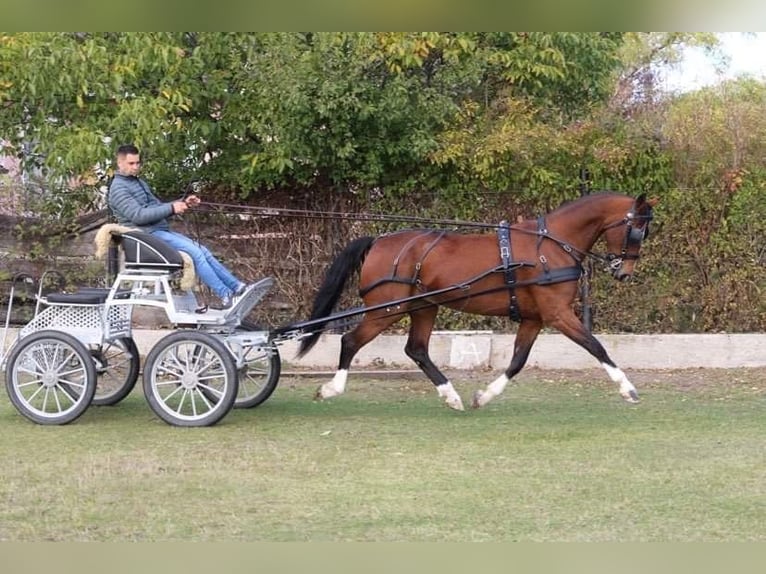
[91,337,140,406]
[234,321,281,409]
[142,330,238,427]
[4,330,97,425]
[234,344,280,408]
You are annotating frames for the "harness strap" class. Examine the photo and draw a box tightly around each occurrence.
[536,216,553,280]
[534,265,583,285]
[497,221,522,322]
[359,276,418,298]
[359,230,447,298]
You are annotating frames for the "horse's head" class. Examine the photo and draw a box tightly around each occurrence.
[602,194,657,281]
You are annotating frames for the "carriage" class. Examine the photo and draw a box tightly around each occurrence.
[1,228,281,427]
[2,192,656,426]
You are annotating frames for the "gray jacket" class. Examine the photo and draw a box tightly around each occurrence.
[108,174,174,232]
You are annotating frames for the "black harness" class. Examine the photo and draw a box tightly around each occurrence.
[496,216,584,322]
[497,221,522,322]
[359,230,447,298]
[602,206,654,270]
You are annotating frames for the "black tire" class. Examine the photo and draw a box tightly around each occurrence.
[91,337,140,406]
[5,330,97,425]
[233,320,281,408]
[142,330,238,427]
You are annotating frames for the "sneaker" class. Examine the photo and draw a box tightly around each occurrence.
[234,282,248,297]
[235,282,257,299]
[219,293,234,309]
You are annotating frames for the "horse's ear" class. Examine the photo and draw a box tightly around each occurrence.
[635,193,660,207]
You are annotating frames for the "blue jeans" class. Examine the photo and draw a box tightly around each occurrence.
[151,230,241,299]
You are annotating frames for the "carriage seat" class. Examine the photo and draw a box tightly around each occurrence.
[45,287,132,305]
[119,231,184,271]
[94,224,197,291]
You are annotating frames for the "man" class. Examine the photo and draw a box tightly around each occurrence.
[108,143,251,309]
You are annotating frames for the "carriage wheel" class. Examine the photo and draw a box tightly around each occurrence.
[142,330,238,427]
[4,330,97,425]
[90,337,140,406]
[233,321,281,409]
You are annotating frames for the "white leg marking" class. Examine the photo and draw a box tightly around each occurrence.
[318,369,348,399]
[473,373,509,408]
[601,363,639,402]
[437,381,465,411]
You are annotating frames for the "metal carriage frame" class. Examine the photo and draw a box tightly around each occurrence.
[1,229,280,427]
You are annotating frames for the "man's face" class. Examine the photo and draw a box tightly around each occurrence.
[117,153,141,177]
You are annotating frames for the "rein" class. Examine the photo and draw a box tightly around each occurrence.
[197,199,651,269]
[199,201,501,230]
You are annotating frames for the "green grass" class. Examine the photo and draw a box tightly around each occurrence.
[1,368,764,541]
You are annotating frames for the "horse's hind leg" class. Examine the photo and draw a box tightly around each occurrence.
[550,311,639,403]
[316,312,400,401]
[473,319,542,408]
[404,306,464,411]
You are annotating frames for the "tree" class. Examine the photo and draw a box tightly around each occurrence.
[0,32,628,208]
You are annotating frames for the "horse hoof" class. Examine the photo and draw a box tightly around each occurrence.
[622,390,640,403]
[446,399,465,411]
[443,393,465,411]
[472,391,485,409]
[314,387,325,401]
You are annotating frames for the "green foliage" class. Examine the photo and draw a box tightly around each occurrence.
[0,32,625,203]
[663,78,766,185]
[477,32,623,119]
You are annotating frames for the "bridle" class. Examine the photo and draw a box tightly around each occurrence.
[601,202,654,271]
[527,199,654,273]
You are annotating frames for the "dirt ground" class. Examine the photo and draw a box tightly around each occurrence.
[284,366,766,393]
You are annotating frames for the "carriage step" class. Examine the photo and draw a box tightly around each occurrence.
[224,277,274,317]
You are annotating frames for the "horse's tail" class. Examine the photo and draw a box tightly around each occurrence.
[296,236,375,358]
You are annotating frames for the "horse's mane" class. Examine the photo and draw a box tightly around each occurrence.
[549,191,627,215]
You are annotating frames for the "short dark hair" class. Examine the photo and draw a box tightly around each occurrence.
[116,144,140,157]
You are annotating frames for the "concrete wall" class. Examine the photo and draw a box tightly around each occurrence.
[271,332,766,370]
[5,328,761,370]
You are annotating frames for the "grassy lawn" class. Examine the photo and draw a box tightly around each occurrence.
[1,367,764,541]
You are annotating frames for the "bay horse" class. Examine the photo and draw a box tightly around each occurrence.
[296,192,657,410]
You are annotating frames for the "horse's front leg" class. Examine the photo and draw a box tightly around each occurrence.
[473,319,542,408]
[550,312,639,403]
[405,307,464,411]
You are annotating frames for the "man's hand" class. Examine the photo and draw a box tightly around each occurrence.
[172,200,190,214]
[172,194,201,214]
